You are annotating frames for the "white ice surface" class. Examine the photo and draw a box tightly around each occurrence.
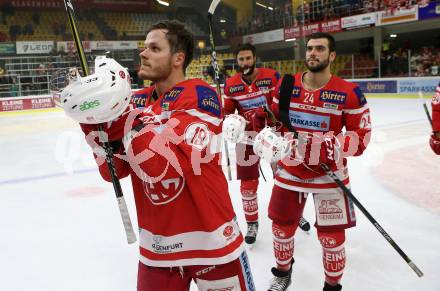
[0,98,439,291]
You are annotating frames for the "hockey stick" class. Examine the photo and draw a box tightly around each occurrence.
[277,74,423,277]
[63,0,136,244]
[418,91,432,127]
[208,0,232,181]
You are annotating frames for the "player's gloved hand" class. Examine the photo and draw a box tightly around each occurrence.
[430,133,440,155]
[253,127,292,163]
[222,114,247,143]
[251,107,269,132]
[244,107,281,132]
[295,133,341,167]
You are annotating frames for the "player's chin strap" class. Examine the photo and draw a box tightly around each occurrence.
[276,74,423,278]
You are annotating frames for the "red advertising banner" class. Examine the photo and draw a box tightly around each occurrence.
[320,19,342,33]
[302,23,320,36]
[0,96,55,112]
[284,20,342,41]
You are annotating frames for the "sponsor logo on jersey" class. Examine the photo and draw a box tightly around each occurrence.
[131,93,148,107]
[323,103,338,110]
[319,90,347,104]
[318,198,344,221]
[195,266,216,276]
[353,86,367,106]
[197,85,221,117]
[184,122,210,150]
[319,199,342,214]
[239,96,267,110]
[298,104,318,111]
[289,111,330,131]
[228,84,245,94]
[255,78,272,88]
[151,235,184,254]
[79,100,100,111]
[239,251,256,291]
[291,86,301,98]
[163,87,184,102]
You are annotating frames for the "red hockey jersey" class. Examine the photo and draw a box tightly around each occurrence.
[271,73,371,193]
[223,68,280,128]
[85,79,244,267]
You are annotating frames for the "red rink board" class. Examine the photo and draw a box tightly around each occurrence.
[0,96,55,112]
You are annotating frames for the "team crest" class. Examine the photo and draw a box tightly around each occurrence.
[142,175,185,205]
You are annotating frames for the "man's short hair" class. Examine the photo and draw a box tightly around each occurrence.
[234,43,256,58]
[147,20,194,71]
[307,32,336,52]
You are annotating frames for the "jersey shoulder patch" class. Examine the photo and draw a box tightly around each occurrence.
[131,93,148,108]
[196,85,221,117]
[353,86,367,106]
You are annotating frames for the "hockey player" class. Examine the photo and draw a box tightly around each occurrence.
[251,33,371,291]
[430,81,440,155]
[222,43,280,244]
[61,20,255,291]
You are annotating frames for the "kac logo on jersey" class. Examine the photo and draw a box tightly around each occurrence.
[228,84,245,94]
[320,90,347,104]
[142,175,185,205]
[289,111,330,131]
[197,85,221,117]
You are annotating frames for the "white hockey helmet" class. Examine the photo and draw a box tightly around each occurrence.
[60,56,132,124]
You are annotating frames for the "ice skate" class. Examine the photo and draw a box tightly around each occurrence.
[267,264,292,291]
[245,222,258,244]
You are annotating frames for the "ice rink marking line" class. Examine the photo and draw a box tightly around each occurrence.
[0,167,97,185]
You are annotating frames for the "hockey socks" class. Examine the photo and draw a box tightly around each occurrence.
[240,179,259,222]
[318,229,346,286]
[272,223,295,272]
